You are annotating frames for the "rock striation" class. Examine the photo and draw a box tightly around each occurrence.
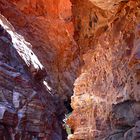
[0,0,81,103]
[0,14,67,139]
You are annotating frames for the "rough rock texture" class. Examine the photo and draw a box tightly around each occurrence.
[0,0,140,140]
[68,0,140,140]
[89,0,127,10]
[0,15,65,139]
[0,0,81,139]
[0,0,81,102]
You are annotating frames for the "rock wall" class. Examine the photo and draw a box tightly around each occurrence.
[68,0,140,140]
[0,14,65,139]
[0,0,140,140]
[0,0,81,103]
[0,0,81,139]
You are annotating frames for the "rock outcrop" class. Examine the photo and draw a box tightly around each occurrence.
[0,15,65,139]
[0,0,81,102]
[0,0,80,139]
[68,0,140,140]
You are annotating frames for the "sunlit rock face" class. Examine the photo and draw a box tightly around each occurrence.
[0,0,79,139]
[89,0,126,10]
[0,0,80,102]
[0,0,85,139]
[68,0,140,140]
[0,15,65,139]
[1,0,140,140]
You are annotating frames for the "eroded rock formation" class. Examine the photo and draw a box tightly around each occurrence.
[0,15,65,139]
[0,0,80,139]
[68,0,140,140]
[0,0,140,140]
[0,0,81,101]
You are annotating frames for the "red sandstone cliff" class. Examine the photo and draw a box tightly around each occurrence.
[0,0,77,139]
[68,0,140,140]
[0,0,140,140]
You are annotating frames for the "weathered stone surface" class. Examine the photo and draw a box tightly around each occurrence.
[68,0,140,140]
[89,0,127,10]
[0,0,80,102]
[0,16,64,139]
[0,0,81,139]
[1,0,140,140]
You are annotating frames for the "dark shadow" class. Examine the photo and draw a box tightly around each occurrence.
[64,99,73,113]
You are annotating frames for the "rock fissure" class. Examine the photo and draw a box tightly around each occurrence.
[0,0,140,140]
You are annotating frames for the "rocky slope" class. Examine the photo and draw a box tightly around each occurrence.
[0,0,140,140]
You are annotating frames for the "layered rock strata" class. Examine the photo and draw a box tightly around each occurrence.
[0,15,66,139]
[0,0,81,103]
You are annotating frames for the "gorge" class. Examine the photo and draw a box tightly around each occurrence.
[0,0,140,140]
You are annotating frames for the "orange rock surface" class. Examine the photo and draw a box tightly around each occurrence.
[0,0,140,140]
[68,0,140,139]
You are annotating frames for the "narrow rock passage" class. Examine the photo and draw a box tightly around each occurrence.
[0,0,140,140]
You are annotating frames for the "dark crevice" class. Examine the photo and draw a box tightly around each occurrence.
[64,99,73,113]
